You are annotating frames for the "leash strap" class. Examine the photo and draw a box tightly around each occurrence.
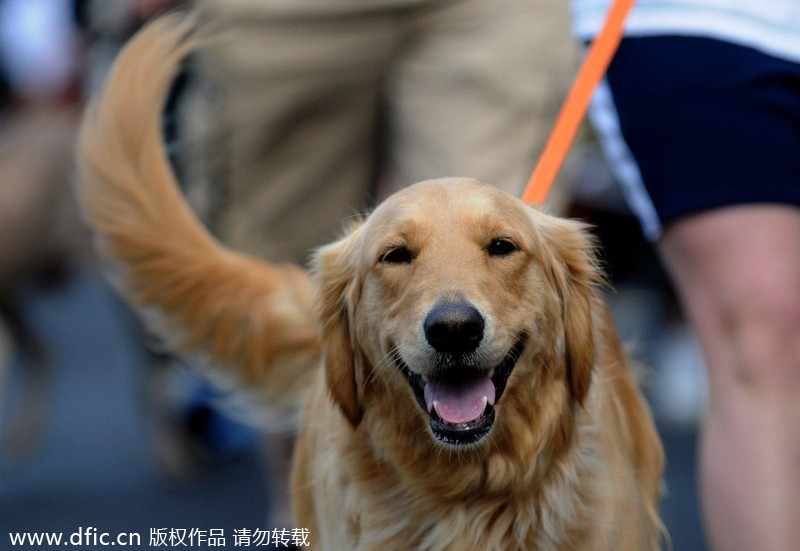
[521,0,636,206]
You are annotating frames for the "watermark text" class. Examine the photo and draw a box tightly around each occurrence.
[9,526,311,547]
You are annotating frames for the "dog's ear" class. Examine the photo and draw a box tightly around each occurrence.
[536,212,604,405]
[311,222,365,427]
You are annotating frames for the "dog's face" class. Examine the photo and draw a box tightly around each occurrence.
[314,178,600,454]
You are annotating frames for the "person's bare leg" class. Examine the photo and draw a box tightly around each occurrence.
[658,205,800,551]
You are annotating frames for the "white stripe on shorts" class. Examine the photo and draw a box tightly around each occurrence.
[588,79,663,241]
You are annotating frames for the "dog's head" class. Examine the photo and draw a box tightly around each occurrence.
[313,178,602,451]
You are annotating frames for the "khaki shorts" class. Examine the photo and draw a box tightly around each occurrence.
[186,0,576,263]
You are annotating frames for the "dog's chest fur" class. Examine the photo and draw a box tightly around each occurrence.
[333,449,596,550]
[299,387,603,551]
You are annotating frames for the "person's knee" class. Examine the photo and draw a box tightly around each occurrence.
[723,287,800,394]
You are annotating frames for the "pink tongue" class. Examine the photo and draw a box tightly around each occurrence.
[424,376,495,424]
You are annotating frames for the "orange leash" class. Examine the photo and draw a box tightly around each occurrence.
[522,0,636,206]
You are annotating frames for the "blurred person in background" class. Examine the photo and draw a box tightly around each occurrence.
[0,0,84,294]
[0,0,88,457]
[572,1,800,549]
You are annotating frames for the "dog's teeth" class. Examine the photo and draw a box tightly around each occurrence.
[433,400,441,418]
[481,395,488,412]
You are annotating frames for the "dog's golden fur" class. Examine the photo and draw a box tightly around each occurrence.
[76,16,664,550]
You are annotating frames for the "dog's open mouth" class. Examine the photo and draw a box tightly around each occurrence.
[398,339,526,445]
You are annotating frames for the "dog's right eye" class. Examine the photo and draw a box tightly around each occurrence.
[487,238,519,257]
[380,247,414,264]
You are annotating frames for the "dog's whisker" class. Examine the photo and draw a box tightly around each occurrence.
[363,347,402,391]
[542,360,556,381]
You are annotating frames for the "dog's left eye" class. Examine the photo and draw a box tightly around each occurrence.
[487,239,519,257]
[381,247,414,264]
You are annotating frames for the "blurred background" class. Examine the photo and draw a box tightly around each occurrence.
[0,0,707,549]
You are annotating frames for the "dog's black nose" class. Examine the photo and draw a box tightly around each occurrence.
[424,302,485,354]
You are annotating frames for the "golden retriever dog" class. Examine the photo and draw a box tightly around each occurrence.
[76,15,664,550]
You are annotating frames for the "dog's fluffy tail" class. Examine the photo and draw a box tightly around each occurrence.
[76,14,320,430]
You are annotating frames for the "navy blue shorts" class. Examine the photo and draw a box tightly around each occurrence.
[589,36,800,241]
